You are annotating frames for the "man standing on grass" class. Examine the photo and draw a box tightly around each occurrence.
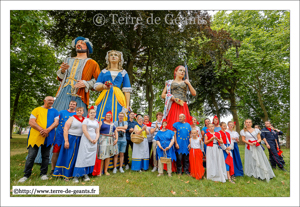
[261,121,287,171]
[150,112,163,172]
[50,100,77,175]
[18,96,59,183]
[173,114,192,175]
[124,111,137,170]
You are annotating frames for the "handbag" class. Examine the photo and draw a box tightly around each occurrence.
[247,129,265,151]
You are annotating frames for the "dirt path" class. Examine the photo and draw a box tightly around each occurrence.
[10,148,28,156]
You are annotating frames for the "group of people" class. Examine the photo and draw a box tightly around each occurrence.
[18,36,287,184]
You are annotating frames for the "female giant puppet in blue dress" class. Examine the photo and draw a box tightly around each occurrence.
[93,50,132,171]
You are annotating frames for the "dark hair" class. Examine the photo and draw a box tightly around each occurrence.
[156,112,163,118]
[220,122,226,127]
[129,111,135,115]
[69,100,77,106]
[136,114,142,117]
[204,118,210,126]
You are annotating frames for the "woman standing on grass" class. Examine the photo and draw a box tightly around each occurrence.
[204,123,227,183]
[53,107,85,181]
[155,119,176,177]
[72,108,99,182]
[226,121,244,177]
[240,119,275,182]
[93,111,118,176]
[132,116,150,172]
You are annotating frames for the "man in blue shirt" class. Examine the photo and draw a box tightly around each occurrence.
[173,114,192,175]
[124,111,137,170]
[261,121,286,171]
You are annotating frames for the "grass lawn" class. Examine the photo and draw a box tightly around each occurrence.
[10,136,290,197]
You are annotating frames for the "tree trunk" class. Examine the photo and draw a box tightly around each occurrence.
[286,122,290,149]
[211,93,220,120]
[229,93,240,134]
[255,75,268,122]
[10,91,21,139]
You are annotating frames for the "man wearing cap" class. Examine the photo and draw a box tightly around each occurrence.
[53,36,100,116]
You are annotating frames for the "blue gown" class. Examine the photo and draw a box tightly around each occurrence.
[154,130,177,161]
[95,69,132,122]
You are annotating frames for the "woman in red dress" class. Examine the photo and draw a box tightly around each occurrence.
[161,65,196,172]
[161,65,196,130]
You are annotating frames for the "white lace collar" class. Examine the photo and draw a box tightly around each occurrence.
[102,68,127,77]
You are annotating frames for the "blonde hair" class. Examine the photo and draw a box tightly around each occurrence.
[228,121,236,131]
[244,119,252,132]
[106,50,123,70]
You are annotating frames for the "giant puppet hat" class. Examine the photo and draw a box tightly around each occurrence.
[72,36,93,54]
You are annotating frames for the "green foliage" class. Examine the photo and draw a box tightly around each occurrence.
[10,10,60,137]
[212,11,290,132]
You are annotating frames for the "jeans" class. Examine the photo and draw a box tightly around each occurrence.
[124,140,133,165]
[24,144,51,178]
[176,152,190,174]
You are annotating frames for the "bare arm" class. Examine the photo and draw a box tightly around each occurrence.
[42,119,59,135]
[241,135,254,146]
[184,80,196,96]
[95,84,108,92]
[204,134,215,145]
[63,117,73,149]
[161,84,167,99]
[124,92,130,109]
[82,124,93,142]
[29,118,44,133]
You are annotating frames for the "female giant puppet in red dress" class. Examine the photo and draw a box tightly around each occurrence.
[161,65,197,172]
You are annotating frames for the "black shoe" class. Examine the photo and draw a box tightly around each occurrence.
[272,166,276,169]
[279,168,288,172]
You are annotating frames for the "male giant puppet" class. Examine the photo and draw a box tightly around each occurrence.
[53,36,100,116]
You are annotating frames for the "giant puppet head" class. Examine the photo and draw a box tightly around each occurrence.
[105,50,124,70]
[71,36,93,56]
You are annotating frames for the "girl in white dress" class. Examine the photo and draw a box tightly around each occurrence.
[73,109,99,182]
[191,117,204,152]
[241,119,275,182]
[204,124,227,183]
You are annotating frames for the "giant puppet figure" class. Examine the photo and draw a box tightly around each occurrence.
[53,36,100,116]
[94,50,132,122]
[92,50,132,173]
[161,65,196,130]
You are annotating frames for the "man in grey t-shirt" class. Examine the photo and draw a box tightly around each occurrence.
[150,112,163,172]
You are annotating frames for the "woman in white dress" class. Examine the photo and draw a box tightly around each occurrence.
[240,119,275,182]
[73,108,100,182]
[204,123,227,183]
[132,116,150,172]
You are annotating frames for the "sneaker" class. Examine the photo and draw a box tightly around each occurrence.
[18,177,28,183]
[40,175,48,180]
[139,170,142,173]
[83,174,90,182]
[125,164,130,170]
[73,177,79,183]
[120,167,124,173]
[151,167,157,172]
[113,168,117,174]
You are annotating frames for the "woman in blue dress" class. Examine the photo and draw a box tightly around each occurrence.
[94,50,132,122]
[155,119,176,177]
[226,121,244,177]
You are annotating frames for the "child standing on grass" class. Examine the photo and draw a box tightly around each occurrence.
[219,122,235,184]
[188,129,205,180]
